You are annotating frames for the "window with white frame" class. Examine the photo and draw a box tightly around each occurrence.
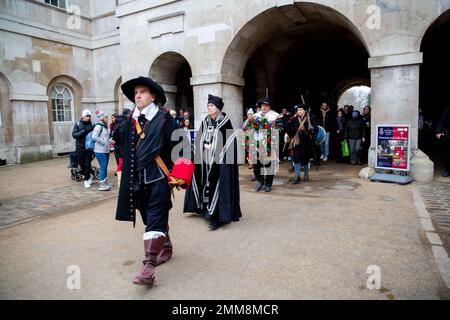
[51,85,74,122]
[44,0,67,10]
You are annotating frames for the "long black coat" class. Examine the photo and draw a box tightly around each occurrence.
[287,116,317,166]
[437,108,450,155]
[115,110,177,225]
[184,114,241,224]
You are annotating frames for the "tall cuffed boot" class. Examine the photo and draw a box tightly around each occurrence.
[133,236,166,286]
[155,233,173,266]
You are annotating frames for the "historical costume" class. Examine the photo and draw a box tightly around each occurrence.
[184,94,241,230]
[115,76,178,286]
[287,105,317,183]
[252,98,284,192]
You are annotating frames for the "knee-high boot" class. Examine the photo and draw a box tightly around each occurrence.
[155,233,173,266]
[133,235,166,286]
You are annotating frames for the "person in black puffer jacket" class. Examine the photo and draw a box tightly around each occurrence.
[345,110,366,165]
[72,109,95,187]
[436,107,450,177]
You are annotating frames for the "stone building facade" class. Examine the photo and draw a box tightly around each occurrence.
[1,0,449,182]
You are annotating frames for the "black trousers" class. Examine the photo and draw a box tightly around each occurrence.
[138,177,172,233]
[253,160,275,187]
[77,150,93,181]
[445,141,450,172]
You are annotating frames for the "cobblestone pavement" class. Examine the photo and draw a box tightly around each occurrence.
[0,181,118,229]
[417,181,450,251]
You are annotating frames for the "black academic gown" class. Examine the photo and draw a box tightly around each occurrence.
[184,114,242,224]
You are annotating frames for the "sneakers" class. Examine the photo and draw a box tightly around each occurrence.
[292,176,301,185]
[443,171,450,178]
[255,181,264,192]
[84,180,92,188]
[320,155,324,160]
[98,180,111,191]
[264,185,272,193]
[87,174,93,185]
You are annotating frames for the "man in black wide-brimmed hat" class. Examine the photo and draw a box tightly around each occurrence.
[115,76,177,286]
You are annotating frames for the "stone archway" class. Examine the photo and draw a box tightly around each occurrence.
[0,73,13,163]
[149,52,193,116]
[221,2,369,115]
[419,9,450,165]
[221,2,370,162]
[114,76,124,114]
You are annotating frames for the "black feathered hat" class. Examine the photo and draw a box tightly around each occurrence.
[121,76,167,107]
[208,94,224,111]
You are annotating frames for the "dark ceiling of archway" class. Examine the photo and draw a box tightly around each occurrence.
[240,4,370,112]
[420,10,450,123]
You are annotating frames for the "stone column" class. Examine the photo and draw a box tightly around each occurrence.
[190,74,244,130]
[368,52,433,182]
[160,84,178,110]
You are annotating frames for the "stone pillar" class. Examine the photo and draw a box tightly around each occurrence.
[191,74,244,130]
[368,52,433,182]
[160,84,178,111]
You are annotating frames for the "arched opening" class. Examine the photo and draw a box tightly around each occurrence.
[337,85,371,112]
[0,73,13,163]
[419,9,450,173]
[149,52,194,118]
[46,75,83,154]
[223,3,370,162]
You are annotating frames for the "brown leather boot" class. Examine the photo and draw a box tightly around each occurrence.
[155,234,173,266]
[133,236,166,286]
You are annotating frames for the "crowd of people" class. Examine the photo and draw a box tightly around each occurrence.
[242,101,372,188]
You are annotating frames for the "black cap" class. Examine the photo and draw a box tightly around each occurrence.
[208,94,224,111]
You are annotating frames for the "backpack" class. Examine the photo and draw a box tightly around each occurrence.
[85,124,103,150]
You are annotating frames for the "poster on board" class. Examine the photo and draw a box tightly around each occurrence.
[376,125,411,172]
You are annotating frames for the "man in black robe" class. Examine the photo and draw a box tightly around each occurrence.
[436,107,450,177]
[184,94,242,230]
[115,76,177,286]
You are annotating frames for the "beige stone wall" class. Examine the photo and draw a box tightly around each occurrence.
[1,0,450,176]
[0,0,120,162]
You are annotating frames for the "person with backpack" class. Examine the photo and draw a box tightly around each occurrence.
[92,110,112,191]
[72,109,95,188]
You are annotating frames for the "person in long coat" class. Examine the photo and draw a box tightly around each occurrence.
[115,76,177,287]
[436,107,450,177]
[287,104,317,184]
[184,94,242,231]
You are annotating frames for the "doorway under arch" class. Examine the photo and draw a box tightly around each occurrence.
[222,3,370,164]
[222,2,370,118]
[149,52,194,117]
[419,9,450,170]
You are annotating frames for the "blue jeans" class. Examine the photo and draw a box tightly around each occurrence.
[320,132,331,159]
[294,163,309,177]
[95,152,110,181]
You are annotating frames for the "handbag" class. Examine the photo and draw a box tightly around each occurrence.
[341,140,350,157]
